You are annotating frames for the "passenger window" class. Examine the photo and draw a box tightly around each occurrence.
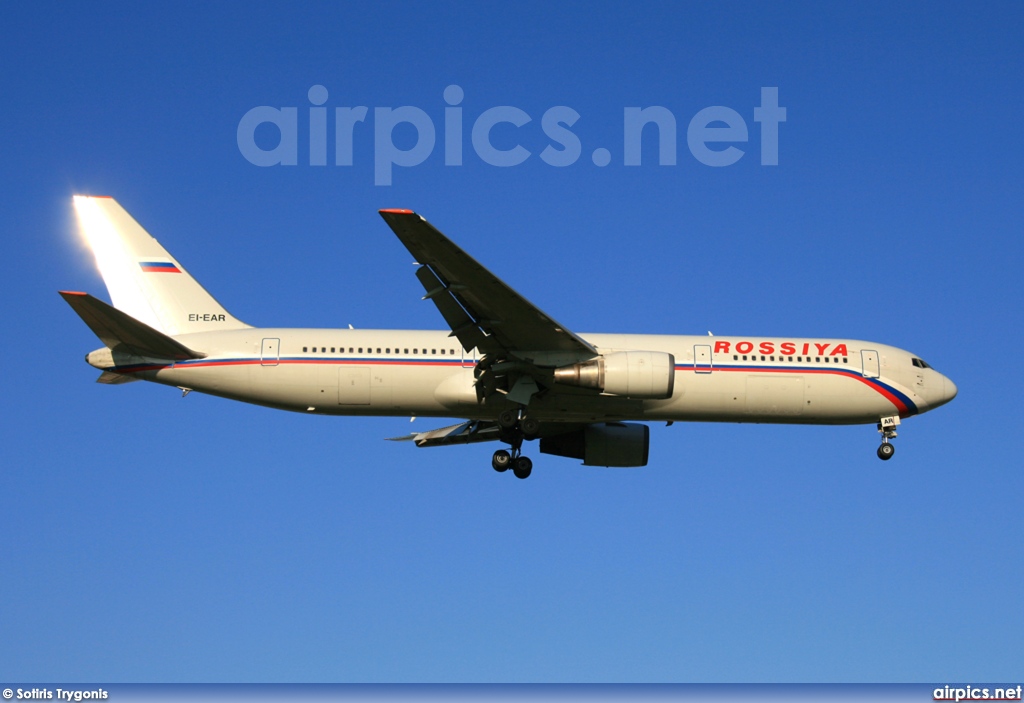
[788,356,793,361]
[432,349,436,355]
[733,355,738,360]
[770,356,775,361]
[331,347,335,353]
[358,347,363,353]
[440,349,445,355]
[302,347,307,352]
[815,357,820,362]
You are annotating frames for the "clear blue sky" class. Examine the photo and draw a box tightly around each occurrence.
[1,1,1021,683]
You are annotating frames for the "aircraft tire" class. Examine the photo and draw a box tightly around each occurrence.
[877,443,895,461]
[521,417,541,438]
[512,456,533,479]
[492,449,512,472]
[498,410,518,429]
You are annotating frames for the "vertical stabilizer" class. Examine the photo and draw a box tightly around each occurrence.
[73,196,249,335]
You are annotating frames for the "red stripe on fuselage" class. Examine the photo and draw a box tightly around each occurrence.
[113,357,913,415]
[680,364,912,415]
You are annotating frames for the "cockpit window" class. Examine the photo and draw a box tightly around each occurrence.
[911,358,932,369]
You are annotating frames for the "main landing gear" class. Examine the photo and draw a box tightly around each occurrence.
[492,409,536,479]
[876,415,900,461]
[492,449,533,479]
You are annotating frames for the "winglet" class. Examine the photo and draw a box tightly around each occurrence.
[379,208,416,215]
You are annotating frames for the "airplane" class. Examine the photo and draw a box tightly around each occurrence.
[61,196,957,479]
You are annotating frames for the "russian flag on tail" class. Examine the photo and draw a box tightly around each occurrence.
[139,261,181,273]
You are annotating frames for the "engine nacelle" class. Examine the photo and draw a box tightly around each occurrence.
[552,350,675,399]
[540,422,650,467]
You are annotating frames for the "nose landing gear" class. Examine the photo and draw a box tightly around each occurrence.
[876,415,899,460]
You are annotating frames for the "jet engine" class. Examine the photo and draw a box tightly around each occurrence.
[540,423,650,467]
[552,350,675,399]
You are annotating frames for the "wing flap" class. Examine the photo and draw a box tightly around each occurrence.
[414,265,489,351]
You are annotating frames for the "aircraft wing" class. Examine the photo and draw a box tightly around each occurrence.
[378,210,597,357]
[387,420,502,447]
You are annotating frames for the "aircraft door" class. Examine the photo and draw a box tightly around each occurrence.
[861,349,880,378]
[694,344,712,373]
[260,338,280,366]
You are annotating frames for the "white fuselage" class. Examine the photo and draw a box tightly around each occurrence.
[102,328,957,425]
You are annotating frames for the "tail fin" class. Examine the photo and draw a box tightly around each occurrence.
[72,196,249,335]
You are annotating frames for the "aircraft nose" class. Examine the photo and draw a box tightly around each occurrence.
[943,376,958,404]
[922,372,957,411]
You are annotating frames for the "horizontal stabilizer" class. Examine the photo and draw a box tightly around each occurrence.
[60,291,206,361]
[387,420,502,447]
[96,370,139,384]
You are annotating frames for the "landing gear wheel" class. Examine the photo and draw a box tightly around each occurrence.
[877,443,895,461]
[520,417,541,438]
[512,456,533,479]
[492,449,511,472]
[498,410,519,429]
